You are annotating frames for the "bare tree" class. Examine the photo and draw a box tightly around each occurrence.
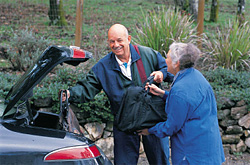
[237,0,245,25]
[210,0,219,22]
[48,0,67,26]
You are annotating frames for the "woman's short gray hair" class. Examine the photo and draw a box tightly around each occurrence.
[169,42,201,70]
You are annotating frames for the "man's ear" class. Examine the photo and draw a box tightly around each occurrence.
[128,35,132,43]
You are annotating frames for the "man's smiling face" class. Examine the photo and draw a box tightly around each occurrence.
[107,24,131,58]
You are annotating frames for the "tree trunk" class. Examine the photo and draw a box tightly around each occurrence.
[237,0,245,26]
[210,0,219,22]
[174,0,189,13]
[189,0,199,20]
[48,0,67,26]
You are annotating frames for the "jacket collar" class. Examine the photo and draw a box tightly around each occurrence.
[171,68,193,87]
[110,44,141,71]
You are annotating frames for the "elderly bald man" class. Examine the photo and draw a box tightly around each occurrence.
[62,24,173,164]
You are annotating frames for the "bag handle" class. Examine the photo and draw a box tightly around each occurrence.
[145,75,154,93]
[133,45,147,83]
[133,45,155,92]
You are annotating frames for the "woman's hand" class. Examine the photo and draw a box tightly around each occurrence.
[145,83,165,98]
[137,129,150,136]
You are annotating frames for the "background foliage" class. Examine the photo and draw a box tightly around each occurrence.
[7,28,52,71]
[202,68,250,110]
[0,0,250,123]
[134,7,198,56]
[203,20,250,71]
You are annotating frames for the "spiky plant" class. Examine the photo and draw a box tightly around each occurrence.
[205,20,250,71]
[134,6,198,56]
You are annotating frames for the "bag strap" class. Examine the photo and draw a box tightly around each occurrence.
[133,45,147,83]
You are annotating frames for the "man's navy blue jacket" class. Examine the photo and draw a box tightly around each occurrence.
[69,44,173,114]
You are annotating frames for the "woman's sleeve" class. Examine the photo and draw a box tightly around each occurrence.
[148,94,189,138]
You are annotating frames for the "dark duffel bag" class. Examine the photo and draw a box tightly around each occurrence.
[115,76,167,134]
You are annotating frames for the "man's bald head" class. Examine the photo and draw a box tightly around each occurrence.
[108,24,129,39]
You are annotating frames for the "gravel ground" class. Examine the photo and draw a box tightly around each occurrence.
[137,148,250,165]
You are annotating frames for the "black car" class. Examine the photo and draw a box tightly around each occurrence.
[0,45,112,165]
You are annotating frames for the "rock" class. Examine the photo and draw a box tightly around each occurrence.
[217,109,230,120]
[223,144,231,155]
[244,130,250,138]
[231,105,248,120]
[103,130,112,138]
[220,97,235,109]
[84,122,106,141]
[222,135,241,144]
[220,117,238,127]
[225,125,243,134]
[235,100,246,107]
[230,144,237,154]
[236,140,247,152]
[105,121,113,132]
[95,137,114,159]
[245,137,250,148]
[238,113,250,129]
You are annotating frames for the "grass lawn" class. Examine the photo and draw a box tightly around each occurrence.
[0,0,249,60]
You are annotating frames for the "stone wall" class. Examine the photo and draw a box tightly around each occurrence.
[80,99,250,159]
[218,99,250,154]
[33,97,250,159]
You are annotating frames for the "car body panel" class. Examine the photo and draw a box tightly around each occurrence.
[0,45,112,164]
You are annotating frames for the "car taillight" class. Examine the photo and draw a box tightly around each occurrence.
[72,48,86,58]
[44,145,101,161]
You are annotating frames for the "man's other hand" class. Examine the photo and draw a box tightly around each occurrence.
[59,89,70,102]
[150,71,163,83]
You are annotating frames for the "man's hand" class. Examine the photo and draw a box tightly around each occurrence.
[150,71,163,83]
[59,89,70,102]
[145,83,165,98]
[137,129,150,136]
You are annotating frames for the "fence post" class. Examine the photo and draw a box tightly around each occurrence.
[75,0,84,47]
[197,0,204,49]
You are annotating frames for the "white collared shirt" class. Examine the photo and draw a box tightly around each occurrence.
[115,54,132,80]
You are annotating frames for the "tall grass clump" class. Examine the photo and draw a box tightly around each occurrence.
[204,20,250,71]
[134,7,198,56]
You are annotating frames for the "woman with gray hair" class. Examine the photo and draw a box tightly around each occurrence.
[138,42,225,164]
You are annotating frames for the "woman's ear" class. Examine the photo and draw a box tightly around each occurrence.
[174,61,180,72]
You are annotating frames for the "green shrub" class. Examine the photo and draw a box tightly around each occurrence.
[2,67,249,122]
[32,67,113,122]
[203,20,250,71]
[134,6,198,56]
[78,92,113,123]
[0,72,19,98]
[7,27,52,71]
[202,67,250,110]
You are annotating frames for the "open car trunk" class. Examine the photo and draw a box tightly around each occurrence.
[2,45,92,132]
